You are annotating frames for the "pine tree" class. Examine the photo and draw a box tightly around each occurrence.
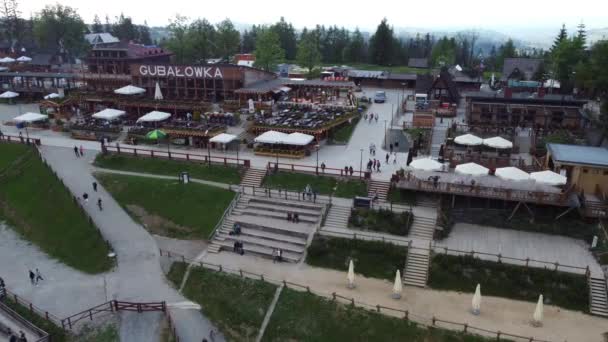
[91,14,103,33]
[297,30,321,77]
[552,24,567,51]
[576,22,586,48]
[369,18,396,66]
[253,27,284,72]
[104,15,112,33]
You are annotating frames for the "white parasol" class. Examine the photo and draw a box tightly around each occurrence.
[454,134,483,146]
[530,170,567,186]
[495,167,530,181]
[455,162,489,176]
[392,270,402,299]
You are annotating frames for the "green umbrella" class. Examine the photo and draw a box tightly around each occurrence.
[146,129,167,140]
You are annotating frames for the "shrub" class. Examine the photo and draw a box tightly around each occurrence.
[348,208,412,236]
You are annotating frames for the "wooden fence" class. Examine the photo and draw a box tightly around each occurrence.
[60,300,167,330]
[267,161,367,178]
[104,143,251,168]
[159,248,553,342]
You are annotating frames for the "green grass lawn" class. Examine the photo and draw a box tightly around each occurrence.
[94,153,242,184]
[387,188,417,205]
[331,117,360,144]
[305,236,407,281]
[349,208,412,236]
[264,288,494,342]
[0,144,112,274]
[263,171,367,198]
[429,254,589,312]
[96,173,235,239]
[167,262,277,341]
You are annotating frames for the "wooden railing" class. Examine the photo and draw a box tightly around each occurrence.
[0,134,41,146]
[396,178,568,206]
[160,249,553,342]
[60,300,167,330]
[267,161,366,178]
[208,190,241,240]
[0,292,53,342]
[105,143,251,168]
[249,185,332,204]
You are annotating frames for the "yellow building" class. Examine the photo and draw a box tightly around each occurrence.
[545,143,608,195]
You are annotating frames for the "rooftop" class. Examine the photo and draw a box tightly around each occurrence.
[502,58,542,81]
[84,32,120,45]
[408,58,429,68]
[547,144,608,168]
[467,91,587,106]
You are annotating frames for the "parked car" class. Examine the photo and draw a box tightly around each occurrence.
[374,91,387,103]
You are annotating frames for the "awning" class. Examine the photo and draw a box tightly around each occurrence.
[530,170,567,186]
[114,85,146,95]
[0,57,15,63]
[209,133,238,144]
[495,167,529,181]
[455,162,489,176]
[455,134,483,146]
[483,136,513,149]
[92,108,126,120]
[410,158,443,171]
[0,91,18,98]
[13,112,48,123]
[254,131,314,146]
[136,111,171,122]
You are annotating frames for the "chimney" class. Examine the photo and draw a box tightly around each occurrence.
[504,87,512,99]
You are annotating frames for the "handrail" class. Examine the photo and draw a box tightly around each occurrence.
[208,190,241,240]
[268,161,366,178]
[0,301,50,341]
[159,248,554,342]
[1,289,62,326]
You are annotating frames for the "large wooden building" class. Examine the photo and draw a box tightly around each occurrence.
[466,92,588,129]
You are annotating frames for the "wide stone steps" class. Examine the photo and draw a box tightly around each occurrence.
[229,215,312,239]
[241,168,266,188]
[410,216,436,240]
[218,226,307,246]
[245,196,324,212]
[323,205,351,229]
[589,277,608,317]
[242,201,322,216]
[416,196,438,208]
[215,240,301,262]
[403,251,430,287]
[232,207,319,224]
[215,232,306,254]
[368,180,390,201]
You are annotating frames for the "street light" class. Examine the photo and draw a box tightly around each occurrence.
[384,120,388,150]
[359,148,363,179]
[315,144,320,175]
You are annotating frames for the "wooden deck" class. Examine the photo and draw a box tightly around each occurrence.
[396,178,570,206]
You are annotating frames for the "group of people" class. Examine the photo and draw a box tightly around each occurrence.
[367,159,382,173]
[232,241,244,255]
[287,211,300,223]
[368,143,377,156]
[385,152,398,165]
[363,112,379,123]
[342,165,355,177]
[82,182,103,211]
[302,184,317,202]
[27,269,43,286]
[73,145,85,158]
[4,328,28,342]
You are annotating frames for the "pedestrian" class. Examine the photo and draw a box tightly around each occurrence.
[83,193,89,204]
[389,143,393,153]
[209,329,216,342]
[313,190,317,202]
[369,143,373,154]
[395,141,399,149]
[19,331,27,342]
[393,154,397,164]
[92,181,97,192]
[73,146,79,158]
[375,113,379,122]
[320,162,326,173]
[35,268,43,284]
[293,212,299,223]
[372,159,377,171]
[28,270,35,285]
[349,166,354,176]
[385,153,389,164]
[376,160,381,173]
[367,159,372,171]
[344,165,349,176]
[97,198,103,211]
[79,145,84,157]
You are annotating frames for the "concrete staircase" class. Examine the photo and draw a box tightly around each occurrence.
[403,245,431,287]
[368,180,390,201]
[209,195,324,262]
[241,168,266,188]
[589,277,608,317]
[322,205,351,230]
[416,194,439,208]
[430,128,447,157]
[409,216,436,240]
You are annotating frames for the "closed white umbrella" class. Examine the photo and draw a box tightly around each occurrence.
[410,158,443,171]
[392,270,402,299]
[44,93,61,99]
[530,170,567,186]
[532,294,543,327]
[483,136,513,149]
[114,85,145,95]
[455,162,489,176]
[471,284,481,315]
[13,112,48,123]
[347,259,355,289]
[454,134,483,146]
[154,81,163,100]
[0,91,19,98]
[136,111,171,122]
[495,167,530,181]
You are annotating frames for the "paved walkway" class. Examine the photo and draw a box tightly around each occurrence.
[0,146,223,342]
[199,251,608,342]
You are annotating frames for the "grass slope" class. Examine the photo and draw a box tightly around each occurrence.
[263,171,367,198]
[167,262,277,341]
[97,173,235,239]
[264,288,494,342]
[306,236,407,281]
[0,144,111,273]
[429,254,589,312]
[94,153,242,184]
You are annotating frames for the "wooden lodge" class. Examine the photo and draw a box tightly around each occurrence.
[466,92,588,129]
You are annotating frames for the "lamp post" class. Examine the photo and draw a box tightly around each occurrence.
[359,148,363,179]
[315,144,320,175]
[384,120,388,150]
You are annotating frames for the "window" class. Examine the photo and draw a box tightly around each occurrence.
[603,170,608,175]
[582,169,588,173]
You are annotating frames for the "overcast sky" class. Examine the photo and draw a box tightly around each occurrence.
[22,0,608,31]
